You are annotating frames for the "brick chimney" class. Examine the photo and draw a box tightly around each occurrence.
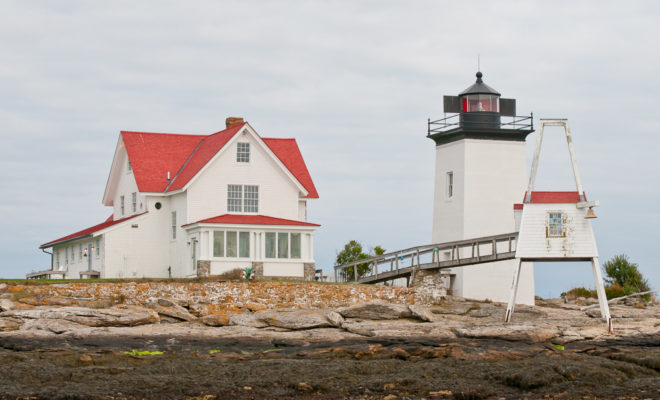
[225,117,244,129]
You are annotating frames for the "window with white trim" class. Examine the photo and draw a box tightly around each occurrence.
[171,211,177,239]
[120,195,125,216]
[54,250,59,269]
[127,160,132,173]
[227,185,259,213]
[265,232,302,259]
[212,230,250,258]
[79,244,83,260]
[447,171,454,198]
[227,185,243,212]
[244,185,258,212]
[547,212,565,237]
[131,192,137,213]
[236,142,250,163]
[65,247,69,265]
[95,239,100,258]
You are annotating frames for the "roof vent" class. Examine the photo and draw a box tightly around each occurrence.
[226,117,244,129]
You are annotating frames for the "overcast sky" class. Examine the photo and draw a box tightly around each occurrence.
[1,1,658,298]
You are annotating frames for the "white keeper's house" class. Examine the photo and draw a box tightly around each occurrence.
[34,117,320,280]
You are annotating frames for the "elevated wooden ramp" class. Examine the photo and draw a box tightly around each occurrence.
[334,233,518,285]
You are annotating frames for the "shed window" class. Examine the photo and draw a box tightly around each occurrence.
[547,212,565,237]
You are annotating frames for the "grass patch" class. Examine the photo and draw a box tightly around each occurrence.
[123,350,164,356]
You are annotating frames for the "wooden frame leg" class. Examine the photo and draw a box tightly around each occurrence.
[505,258,523,323]
[591,257,613,332]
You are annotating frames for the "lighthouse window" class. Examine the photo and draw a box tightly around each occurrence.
[547,212,565,237]
[446,171,454,198]
[463,95,499,112]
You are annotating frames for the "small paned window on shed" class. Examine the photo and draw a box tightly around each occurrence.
[237,142,250,163]
[547,212,565,237]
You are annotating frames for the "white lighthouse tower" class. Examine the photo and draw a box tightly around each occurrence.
[428,72,535,305]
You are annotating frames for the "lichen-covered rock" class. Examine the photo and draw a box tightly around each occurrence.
[0,299,15,312]
[430,303,475,315]
[2,305,159,327]
[409,305,435,322]
[0,283,7,292]
[260,310,332,330]
[0,318,21,331]
[229,313,269,328]
[338,303,412,320]
[200,314,232,327]
[148,298,197,322]
[326,311,344,327]
[454,324,560,342]
[20,318,84,334]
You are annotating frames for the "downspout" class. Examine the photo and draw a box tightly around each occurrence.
[41,248,53,270]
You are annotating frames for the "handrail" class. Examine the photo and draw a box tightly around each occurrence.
[428,113,533,135]
[334,232,519,283]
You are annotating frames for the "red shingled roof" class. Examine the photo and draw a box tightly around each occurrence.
[184,214,320,227]
[121,123,318,198]
[40,213,145,248]
[263,138,318,198]
[525,191,586,204]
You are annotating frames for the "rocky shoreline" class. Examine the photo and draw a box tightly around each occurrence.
[1,281,659,399]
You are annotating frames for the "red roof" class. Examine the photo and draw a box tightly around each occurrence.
[263,138,319,198]
[185,214,320,227]
[40,213,145,248]
[525,191,586,204]
[121,123,318,198]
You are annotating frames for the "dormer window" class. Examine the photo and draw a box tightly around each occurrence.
[237,142,250,163]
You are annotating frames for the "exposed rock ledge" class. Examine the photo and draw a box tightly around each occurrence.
[1,281,658,344]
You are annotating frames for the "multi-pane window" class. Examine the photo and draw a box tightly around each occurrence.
[227,185,259,213]
[171,211,177,239]
[236,142,250,163]
[227,185,243,212]
[265,232,276,258]
[447,172,454,198]
[265,232,302,259]
[131,192,137,213]
[213,231,225,257]
[95,239,100,258]
[213,230,249,258]
[547,212,564,237]
[244,185,258,212]
[120,195,125,216]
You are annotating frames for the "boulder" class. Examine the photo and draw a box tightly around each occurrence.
[261,310,332,330]
[430,303,474,315]
[0,299,15,312]
[20,319,84,334]
[468,308,492,318]
[454,324,560,342]
[0,318,21,331]
[148,299,197,322]
[408,305,435,322]
[337,303,412,320]
[326,311,345,327]
[200,314,233,327]
[2,305,159,327]
[0,283,6,292]
[229,313,269,328]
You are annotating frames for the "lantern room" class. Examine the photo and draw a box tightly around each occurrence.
[459,71,501,113]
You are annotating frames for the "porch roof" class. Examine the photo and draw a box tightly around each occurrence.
[183,214,320,228]
[40,213,146,248]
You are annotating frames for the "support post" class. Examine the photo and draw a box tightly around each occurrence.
[591,257,613,332]
[505,258,523,323]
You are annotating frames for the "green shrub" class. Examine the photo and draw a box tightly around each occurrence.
[603,254,651,300]
[563,287,596,300]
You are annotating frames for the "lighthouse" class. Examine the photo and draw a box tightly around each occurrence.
[427,72,535,305]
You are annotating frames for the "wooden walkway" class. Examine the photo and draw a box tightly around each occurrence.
[334,233,518,285]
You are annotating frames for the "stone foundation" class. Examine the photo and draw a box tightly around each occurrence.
[304,263,316,281]
[197,261,210,278]
[251,262,264,279]
[410,270,451,305]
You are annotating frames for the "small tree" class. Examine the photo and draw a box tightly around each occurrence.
[603,254,650,297]
[336,240,386,281]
